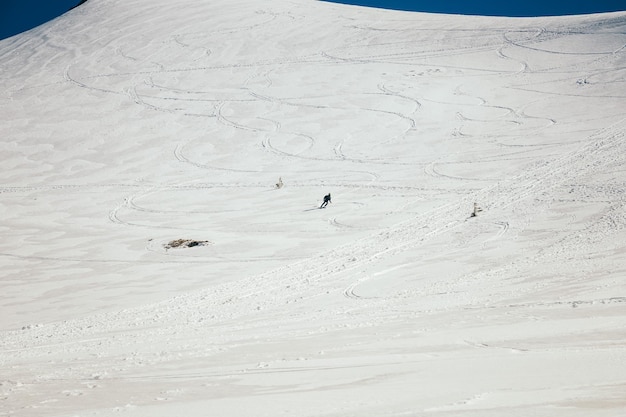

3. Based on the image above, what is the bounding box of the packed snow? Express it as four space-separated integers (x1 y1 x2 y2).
1 0 625 415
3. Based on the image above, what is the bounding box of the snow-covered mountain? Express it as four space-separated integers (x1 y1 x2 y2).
1 0 625 415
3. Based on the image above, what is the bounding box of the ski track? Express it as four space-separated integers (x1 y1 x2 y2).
2 5 626 415
4 116 624 356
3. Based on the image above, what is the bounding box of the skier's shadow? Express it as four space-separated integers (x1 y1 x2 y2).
303 207 321 212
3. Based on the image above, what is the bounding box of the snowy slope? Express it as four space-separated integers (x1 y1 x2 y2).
1 0 625 415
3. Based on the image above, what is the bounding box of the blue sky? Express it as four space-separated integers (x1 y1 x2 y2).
0 0 81 40
1 0 624 41
323 0 624 17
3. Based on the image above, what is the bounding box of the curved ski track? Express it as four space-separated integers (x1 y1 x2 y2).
4 117 624 360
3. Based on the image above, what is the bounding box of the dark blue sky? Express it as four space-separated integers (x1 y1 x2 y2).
323 0 624 17
1 1 624 41
0 0 82 40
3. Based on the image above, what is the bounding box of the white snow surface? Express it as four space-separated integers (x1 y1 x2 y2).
1 0 626 415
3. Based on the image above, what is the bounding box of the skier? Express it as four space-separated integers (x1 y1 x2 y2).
470 202 482 217
320 193 331 208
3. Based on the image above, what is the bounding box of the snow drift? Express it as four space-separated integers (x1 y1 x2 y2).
1 0 625 415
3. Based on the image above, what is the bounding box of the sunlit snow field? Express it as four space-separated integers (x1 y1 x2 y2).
1 0 625 415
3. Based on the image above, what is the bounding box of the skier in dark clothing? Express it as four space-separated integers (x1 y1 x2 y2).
320 193 331 208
